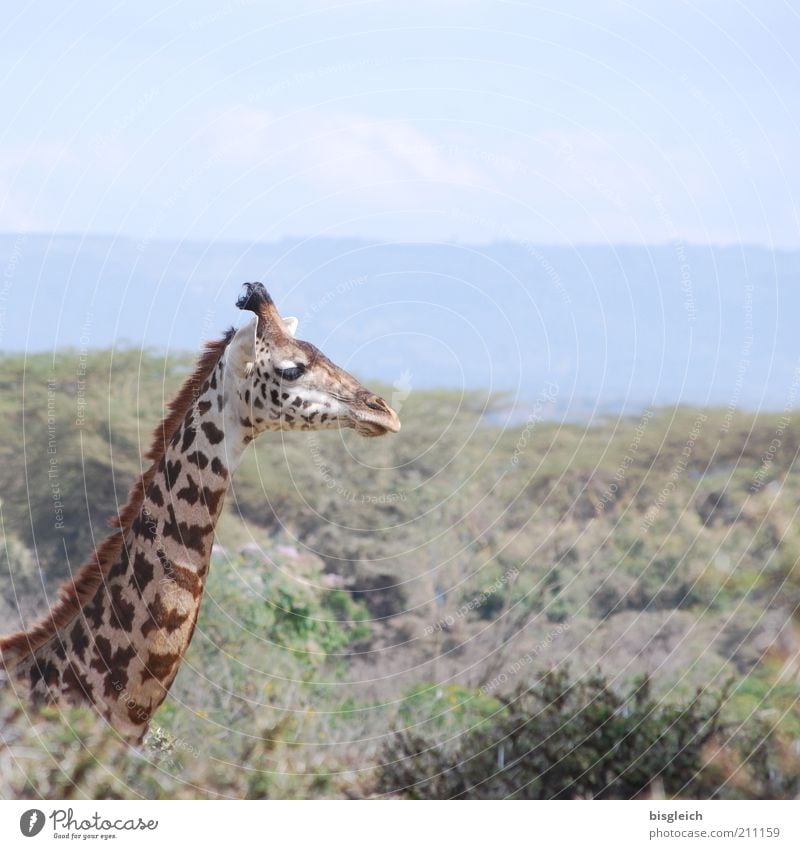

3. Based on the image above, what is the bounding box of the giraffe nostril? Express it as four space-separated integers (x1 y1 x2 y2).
365 395 390 413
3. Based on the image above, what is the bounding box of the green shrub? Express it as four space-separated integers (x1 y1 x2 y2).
378 670 732 799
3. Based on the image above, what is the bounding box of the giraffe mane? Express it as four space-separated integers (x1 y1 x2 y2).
0 329 236 666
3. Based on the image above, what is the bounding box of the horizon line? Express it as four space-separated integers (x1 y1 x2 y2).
1 231 798 254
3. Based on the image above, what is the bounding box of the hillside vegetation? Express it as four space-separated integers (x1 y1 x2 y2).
1 347 799 798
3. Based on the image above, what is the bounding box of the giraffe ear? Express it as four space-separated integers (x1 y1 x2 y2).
281 316 299 337
227 317 258 377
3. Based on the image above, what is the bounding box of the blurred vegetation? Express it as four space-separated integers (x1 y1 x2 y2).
379 672 733 799
1 348 799 798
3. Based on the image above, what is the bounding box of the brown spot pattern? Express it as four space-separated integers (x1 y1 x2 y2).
164 459 182 490
186 450 209 469
127 701 152 725
181 426 196 452
109 584 135 631
130 551 154 597
200 485 225 516
83 585 106 630
177 475 200 505
89 636 136 683
163 505 212 554
70 621 90 661
141 593 191 637
201 420 224 444
170 563 204 598
63 665 94 700
141 650 181 683
148 482 164 507
131 510 158 543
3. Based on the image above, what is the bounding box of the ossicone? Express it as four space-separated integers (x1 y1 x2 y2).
236 282 274 314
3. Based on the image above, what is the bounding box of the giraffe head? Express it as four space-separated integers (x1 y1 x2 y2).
224 282 401 438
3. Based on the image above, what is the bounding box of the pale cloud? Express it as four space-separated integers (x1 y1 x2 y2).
0 143 79 231
0 182 37 231
202 109 762 243
207 106 491 195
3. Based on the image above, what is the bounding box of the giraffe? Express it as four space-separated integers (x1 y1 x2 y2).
0 283 400 743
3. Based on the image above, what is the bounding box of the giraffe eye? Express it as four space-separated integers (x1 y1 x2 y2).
275 364 306 382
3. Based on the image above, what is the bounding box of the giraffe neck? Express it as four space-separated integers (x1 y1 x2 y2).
20 351 251 742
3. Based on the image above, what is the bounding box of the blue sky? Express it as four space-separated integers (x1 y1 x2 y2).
1 0 798 246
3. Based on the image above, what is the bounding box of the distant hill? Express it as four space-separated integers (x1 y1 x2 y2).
1 234 797 418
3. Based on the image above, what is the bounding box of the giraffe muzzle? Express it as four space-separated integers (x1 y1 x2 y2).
353 394 402 437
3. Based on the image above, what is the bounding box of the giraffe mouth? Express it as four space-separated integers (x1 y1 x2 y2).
353 404 402 437
356 419 397 437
